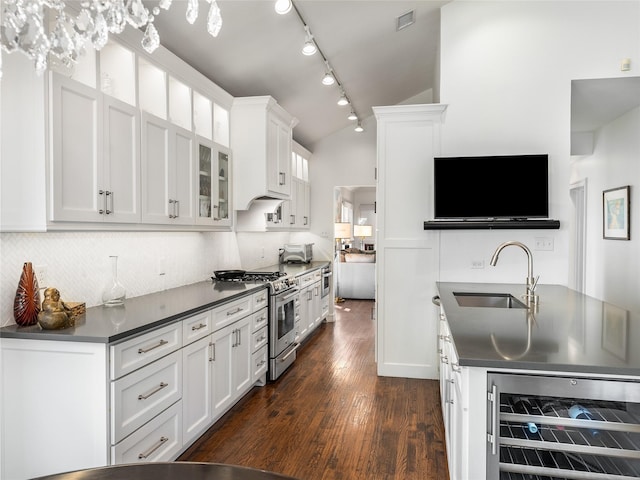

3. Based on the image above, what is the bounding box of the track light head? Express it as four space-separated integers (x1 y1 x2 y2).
274 0 292 15
322 71 335 86
355 122 364 133
348 111 358 121
302 26 317 55
337 93 349 106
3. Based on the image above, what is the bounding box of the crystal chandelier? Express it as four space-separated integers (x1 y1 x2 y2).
0 0 223 76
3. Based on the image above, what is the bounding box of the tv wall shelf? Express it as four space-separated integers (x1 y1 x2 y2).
423 219 560 230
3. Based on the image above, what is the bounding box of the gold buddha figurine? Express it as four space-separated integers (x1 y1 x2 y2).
37 288 73 330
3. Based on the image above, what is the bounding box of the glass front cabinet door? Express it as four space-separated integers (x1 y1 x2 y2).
197 139 231 227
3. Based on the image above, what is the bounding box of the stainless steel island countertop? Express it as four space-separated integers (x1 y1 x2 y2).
436 282 640 377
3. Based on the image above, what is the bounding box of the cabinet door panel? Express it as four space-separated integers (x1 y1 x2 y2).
182 336 213 444
211 324 233 420
172 127 195 224
233 318 252 396
141 113 170 224
104 96 140 223
51 75 102 222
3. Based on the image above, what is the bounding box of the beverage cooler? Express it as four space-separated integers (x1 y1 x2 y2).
487 373 640 479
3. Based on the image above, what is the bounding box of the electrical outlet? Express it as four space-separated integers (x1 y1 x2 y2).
34 264 48 287
471 259 485 269
534 237 554 251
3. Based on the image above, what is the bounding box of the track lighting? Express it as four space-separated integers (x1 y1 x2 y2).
274 0 292 15
322 71 335 86
302 26 317 56
282 2 362 134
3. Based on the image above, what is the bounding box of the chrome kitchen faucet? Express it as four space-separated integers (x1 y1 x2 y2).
490 241 539 305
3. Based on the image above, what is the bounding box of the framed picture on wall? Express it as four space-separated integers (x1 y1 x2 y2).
603 186 630 240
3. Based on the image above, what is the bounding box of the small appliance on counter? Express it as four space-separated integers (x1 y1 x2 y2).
279 244 313 264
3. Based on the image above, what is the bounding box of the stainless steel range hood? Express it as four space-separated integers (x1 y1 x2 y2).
235 197 284 231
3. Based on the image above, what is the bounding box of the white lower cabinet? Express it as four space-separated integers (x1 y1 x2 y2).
297 270 323 342
211 316 252 419
1 288 269 480
111 350 182 443
181 290 267 446
111 400 183 464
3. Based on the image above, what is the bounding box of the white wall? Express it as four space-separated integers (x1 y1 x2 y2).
438 0 640 288
570 106 640 311
303 116 378 261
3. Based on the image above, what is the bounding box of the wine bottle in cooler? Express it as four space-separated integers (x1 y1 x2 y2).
569 404 600 437
510 396 539 434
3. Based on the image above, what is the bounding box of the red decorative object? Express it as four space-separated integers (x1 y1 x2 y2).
13 262 41 326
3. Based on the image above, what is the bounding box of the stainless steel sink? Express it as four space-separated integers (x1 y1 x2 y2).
453 292 527 309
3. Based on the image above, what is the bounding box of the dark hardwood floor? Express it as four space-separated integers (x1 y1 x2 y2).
178 299 449 480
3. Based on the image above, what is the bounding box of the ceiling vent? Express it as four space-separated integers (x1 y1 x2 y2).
396 10 415 31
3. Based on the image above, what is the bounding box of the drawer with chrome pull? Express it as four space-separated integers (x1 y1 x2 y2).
111 350 182 444
252 345 268 383
252 288 268 311
110 322 182 380
251 326 268 353
111 400 182 464
211 295 252 331
251 308 268 333
181 310 212 346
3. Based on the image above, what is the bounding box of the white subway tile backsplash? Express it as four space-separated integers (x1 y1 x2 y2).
0 231 244 327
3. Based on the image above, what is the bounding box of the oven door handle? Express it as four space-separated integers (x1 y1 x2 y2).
280 289 300 302
281 343 300 361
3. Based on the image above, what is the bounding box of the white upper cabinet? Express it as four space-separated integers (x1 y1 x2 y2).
231 96 298 210
140 113 195 225
50 74 141 224
195 139 231 227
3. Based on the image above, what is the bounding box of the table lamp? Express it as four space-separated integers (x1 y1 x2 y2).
353 225 373 249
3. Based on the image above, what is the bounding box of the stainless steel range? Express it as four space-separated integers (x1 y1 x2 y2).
213 270 300 381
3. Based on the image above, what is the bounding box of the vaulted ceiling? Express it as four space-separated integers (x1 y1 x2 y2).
150 0 448 150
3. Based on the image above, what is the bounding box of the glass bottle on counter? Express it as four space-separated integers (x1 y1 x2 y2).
102 255 126 307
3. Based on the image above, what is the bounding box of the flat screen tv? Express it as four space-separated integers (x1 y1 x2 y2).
433 154 549 220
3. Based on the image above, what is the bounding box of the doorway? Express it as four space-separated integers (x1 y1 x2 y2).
570 180 587 293
333 186 376 301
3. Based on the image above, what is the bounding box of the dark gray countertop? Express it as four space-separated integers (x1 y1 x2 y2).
1 280 267 344
0 261 329 345
436 282 640 377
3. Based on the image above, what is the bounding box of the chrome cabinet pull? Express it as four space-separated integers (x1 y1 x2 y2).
105 190 112 214
304 216 308 225
168 199 176 218
138 382 168 400
279 171 286 185
432 295 441 306
487 384 499 456
138 339 168 354
440 355 449 364
226 307 243 316
290 215 295 224
138 436 168 459
191 323 207 331
175 199 179 218
98 189 106 214
209 342 215 361
451 362 461 372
